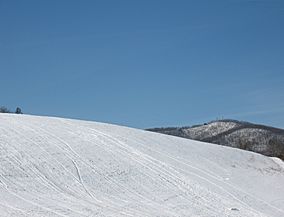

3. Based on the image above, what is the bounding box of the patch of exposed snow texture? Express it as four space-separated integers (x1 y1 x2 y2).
182 121 239 140
271 157 284 170
0 114 283 217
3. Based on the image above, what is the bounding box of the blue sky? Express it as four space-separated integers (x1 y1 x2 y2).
0 0 284 129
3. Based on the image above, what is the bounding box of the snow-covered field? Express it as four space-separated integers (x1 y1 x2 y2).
0 114 283 217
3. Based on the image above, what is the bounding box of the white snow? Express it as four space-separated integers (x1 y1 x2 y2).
0 114 283 217
182 121 239 139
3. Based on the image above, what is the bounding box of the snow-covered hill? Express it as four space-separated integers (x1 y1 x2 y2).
147 120 284 160
0 114 284 217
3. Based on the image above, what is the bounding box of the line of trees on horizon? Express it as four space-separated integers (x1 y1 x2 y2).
0 106 23 114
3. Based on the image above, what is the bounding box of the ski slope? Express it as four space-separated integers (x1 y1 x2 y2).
0 114 283 217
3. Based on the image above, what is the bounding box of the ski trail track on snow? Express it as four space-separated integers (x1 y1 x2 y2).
0 114 283 217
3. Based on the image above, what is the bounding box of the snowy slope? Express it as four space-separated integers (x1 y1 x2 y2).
147 120 284 160
182 121 239 139
0 114 284 217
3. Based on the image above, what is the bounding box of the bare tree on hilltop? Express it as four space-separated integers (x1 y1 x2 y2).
0 106 11 113
0 106 23 114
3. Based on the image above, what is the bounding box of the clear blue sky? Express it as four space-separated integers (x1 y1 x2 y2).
1 0 284 129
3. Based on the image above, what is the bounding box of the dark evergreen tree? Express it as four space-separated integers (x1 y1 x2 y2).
15 107 23 114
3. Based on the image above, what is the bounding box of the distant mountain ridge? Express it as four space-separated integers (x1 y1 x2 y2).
147 119 284 160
